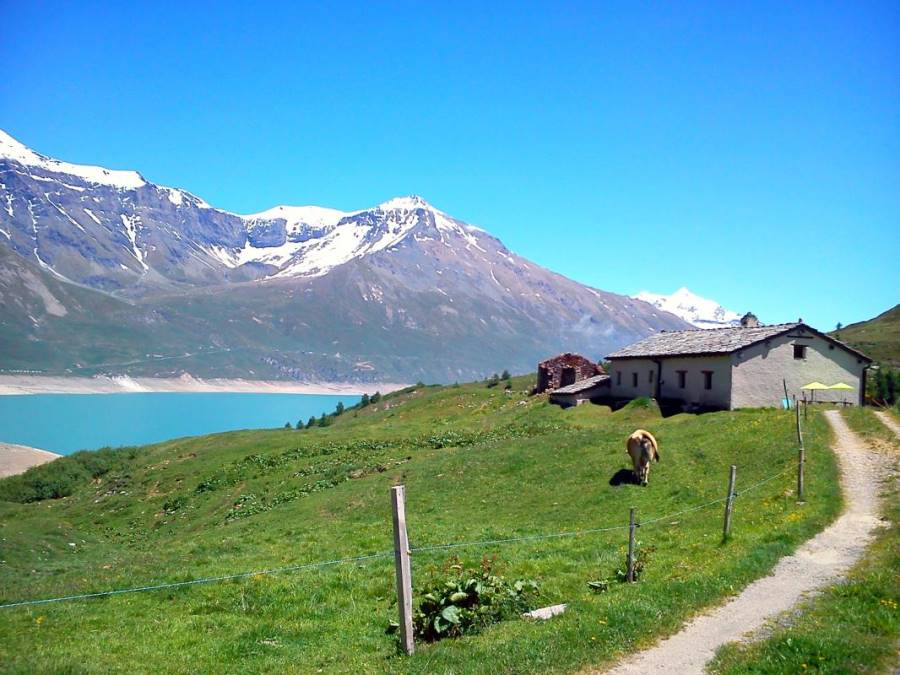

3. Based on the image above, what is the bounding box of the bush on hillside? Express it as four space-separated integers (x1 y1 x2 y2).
0 447 134 503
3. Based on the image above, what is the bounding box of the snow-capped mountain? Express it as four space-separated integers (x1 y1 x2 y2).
0 130 495 289
0 130 691 382
633 288 742 329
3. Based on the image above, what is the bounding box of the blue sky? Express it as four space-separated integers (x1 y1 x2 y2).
2 1 897 329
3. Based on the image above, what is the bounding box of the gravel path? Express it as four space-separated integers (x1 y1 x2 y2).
875 410 900 437
598 410 888 675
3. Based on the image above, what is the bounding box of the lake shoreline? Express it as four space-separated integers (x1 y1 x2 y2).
0 375 409 396
0 443 61 478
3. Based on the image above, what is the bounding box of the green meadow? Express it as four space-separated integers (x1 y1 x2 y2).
0 378 841 673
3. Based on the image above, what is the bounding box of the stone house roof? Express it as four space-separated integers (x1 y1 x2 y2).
551 374 610 395
607 323 872 362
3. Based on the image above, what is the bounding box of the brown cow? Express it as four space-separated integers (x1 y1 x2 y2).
626 429 660 486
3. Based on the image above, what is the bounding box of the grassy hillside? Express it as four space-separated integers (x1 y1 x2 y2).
0 379 841 673
833 304 900 367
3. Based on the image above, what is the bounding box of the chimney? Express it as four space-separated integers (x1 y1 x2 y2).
740 312 759 328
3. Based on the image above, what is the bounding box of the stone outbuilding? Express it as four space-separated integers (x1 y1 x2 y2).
606 322 872 410
536 353 605 394
548 374 611 407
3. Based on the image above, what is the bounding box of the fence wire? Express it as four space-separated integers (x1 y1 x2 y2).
0 460 796 610
0 551 393 610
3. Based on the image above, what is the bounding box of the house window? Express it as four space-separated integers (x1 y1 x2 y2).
616 371 621 386
648 370 654 384
677 370 686 389
632 372 638 387
793 345 807 360
703 371 713 390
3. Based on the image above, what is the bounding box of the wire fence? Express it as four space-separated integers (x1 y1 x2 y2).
0 456 799 611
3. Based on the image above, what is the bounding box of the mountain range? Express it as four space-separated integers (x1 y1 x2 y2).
0 130 691 383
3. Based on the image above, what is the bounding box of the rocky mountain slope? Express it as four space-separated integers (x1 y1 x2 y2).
0 130 691 382
633 287 742 329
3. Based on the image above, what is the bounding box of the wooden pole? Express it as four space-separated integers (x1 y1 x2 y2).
797 438 806 503
626 507 636 583
723 465 737 540
794 395 801 445
391 485 415 655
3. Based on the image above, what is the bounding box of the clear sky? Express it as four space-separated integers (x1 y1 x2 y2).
2 1 897 329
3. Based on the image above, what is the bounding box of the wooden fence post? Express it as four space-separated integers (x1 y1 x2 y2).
797 439 806 503
391 485 415 655
794 395 801 445
626 507 636 583
723 465 737 539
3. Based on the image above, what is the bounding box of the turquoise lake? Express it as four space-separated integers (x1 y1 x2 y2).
0 393 360 455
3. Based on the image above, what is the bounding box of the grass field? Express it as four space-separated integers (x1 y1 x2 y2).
710 407 898 674
0 378 841 673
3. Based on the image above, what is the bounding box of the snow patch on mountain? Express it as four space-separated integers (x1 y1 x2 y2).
0 129 146 190
242 204 351 230
634 287 741 329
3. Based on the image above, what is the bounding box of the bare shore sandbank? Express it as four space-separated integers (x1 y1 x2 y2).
0 443 61 478
0 375 408 396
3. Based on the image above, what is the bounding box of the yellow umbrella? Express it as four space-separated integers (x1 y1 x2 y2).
828 382 855 405
801 381 829 403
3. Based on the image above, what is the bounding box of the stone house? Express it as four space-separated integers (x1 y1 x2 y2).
606 322 871 409
536 353 604 394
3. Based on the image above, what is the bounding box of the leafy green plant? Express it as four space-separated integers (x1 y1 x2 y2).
409 556 539 642
615 544 655 582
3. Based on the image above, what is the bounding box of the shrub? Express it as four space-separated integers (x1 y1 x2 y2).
409 557 539 642
0 447 133 503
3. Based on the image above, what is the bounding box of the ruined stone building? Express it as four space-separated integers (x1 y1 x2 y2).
536 353 604 393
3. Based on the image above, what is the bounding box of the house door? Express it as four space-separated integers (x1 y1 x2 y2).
561 367 576 387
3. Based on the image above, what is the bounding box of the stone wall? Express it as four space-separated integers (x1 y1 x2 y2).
536 353 603 393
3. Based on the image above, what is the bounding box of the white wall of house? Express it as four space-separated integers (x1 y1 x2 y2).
659 355 732 408
608 358 657 399
607 356 732 408
730 329 867 408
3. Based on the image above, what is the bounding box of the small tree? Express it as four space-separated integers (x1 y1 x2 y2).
360 393 370 407
501 369 511 380
284 422 292 429
335 401 345 416
305 416 316 429
296 419 304 430
371 391 382 404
